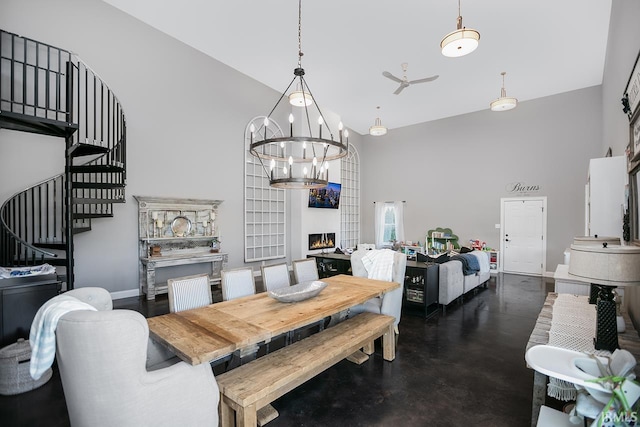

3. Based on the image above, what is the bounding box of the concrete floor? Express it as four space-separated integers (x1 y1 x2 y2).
0 273 554 426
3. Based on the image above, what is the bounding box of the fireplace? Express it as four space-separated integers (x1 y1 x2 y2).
309 233 335 250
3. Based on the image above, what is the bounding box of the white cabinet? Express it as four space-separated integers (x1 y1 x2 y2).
586 156 626 238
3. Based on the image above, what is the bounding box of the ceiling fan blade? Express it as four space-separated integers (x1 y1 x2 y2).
383 71 403 84
408 75 440 85
393 84 408 95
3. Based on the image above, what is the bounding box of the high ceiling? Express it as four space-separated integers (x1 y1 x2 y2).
101 0 612 135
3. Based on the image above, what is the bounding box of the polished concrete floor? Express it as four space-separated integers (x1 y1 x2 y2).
0 273 554 426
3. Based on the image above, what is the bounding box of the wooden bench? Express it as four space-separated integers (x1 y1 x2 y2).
216 311 396 427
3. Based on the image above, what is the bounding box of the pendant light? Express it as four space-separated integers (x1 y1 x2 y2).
440 0 480 58
369 107 387 136
248 0 348 189
490 72 518 111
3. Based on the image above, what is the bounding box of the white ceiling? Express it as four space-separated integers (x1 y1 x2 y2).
101 0 612 135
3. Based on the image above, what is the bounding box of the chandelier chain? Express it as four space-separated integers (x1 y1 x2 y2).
297 0 303 68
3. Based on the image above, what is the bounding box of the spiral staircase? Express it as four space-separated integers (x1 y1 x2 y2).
0 30 127 290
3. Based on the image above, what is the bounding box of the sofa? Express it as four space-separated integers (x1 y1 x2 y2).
437 250 491 310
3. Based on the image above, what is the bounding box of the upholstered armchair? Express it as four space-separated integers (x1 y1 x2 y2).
56 290 219 426
349 249 407 332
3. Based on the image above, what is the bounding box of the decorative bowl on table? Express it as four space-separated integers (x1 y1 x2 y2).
268 280 328 303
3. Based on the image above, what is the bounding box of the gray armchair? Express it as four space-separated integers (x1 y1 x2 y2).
56 289 219 426
349 249 406 332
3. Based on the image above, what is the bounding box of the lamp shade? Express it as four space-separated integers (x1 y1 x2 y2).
440 28 480 57
572 236 621 246
490 96 517 111
369 117 387 136
288 90 313 107
568 244 640 287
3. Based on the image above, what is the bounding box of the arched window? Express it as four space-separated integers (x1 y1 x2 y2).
244 117 286 262
340 145 360 249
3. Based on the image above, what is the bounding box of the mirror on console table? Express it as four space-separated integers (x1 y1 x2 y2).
134 196 228 300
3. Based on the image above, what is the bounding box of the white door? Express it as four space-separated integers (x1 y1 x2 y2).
501 198 547 275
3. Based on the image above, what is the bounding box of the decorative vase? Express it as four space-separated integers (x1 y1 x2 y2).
211 237 221 253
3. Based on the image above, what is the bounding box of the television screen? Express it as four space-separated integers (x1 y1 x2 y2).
308 182 341 209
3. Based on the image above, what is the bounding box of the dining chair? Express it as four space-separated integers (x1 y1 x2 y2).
56 306 219 426
349 249 406 333
167 274 212 312
292 258 320 283
221 267 256 301
260 263 291 292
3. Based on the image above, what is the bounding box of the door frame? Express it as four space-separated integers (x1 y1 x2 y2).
499 196 548 276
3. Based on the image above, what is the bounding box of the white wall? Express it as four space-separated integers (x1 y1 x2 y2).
359 86 603 272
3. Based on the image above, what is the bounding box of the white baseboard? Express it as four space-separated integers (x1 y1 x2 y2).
110 288 140 300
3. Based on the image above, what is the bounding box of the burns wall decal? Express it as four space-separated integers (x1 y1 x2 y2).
505 182 541 194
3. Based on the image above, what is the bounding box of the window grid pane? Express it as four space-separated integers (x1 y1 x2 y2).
244 118 286 262
340 145 360 248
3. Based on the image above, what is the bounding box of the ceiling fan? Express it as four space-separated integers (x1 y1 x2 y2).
382 62 439 95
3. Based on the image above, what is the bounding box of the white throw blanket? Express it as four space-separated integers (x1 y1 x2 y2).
362 249 395 282
29 295 97 380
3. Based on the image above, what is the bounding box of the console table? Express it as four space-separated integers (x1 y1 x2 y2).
526 292 640 426
135 196 227 300
307 253 352 278
139 252 228 300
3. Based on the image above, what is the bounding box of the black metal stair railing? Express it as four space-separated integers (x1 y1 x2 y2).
0 29 126 288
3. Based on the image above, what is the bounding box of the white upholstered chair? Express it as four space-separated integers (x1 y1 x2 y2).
221 267 256 301
65 287 113 311
349 249 407 333
53 288 219 427
292 258 320 283
260 263 291 292
167 273 212 312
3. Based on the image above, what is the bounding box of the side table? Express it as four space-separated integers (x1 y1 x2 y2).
526 292 640 427
403 261 439 319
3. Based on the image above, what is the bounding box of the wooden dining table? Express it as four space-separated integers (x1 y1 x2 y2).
147 274 399 365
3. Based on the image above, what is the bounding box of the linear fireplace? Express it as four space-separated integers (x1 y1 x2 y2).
309 233 335 250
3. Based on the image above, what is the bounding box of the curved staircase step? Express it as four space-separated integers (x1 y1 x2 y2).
72 182 125 189
67 142 109 157
0 111 78 138
70 164 125 173
73 212 113 219
73 197 125 204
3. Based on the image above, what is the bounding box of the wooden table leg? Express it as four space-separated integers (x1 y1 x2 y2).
362 341 375 355
531 370 546 427
237 403 258 427
382 323 395 361
220 396 235 427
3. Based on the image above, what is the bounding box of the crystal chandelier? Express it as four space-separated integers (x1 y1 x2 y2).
248 0 348 189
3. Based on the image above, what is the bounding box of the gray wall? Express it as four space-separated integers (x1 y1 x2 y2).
0 0 286 293
359 87 603 272
602 0 640 156
602 0 640 327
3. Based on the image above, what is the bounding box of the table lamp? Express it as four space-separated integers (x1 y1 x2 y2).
572 236 622 303
568 243 640 351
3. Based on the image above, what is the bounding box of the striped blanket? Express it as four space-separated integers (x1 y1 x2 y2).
29 295 97 380
361 249 395 281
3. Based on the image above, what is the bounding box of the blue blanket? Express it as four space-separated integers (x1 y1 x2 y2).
451 253 480 275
